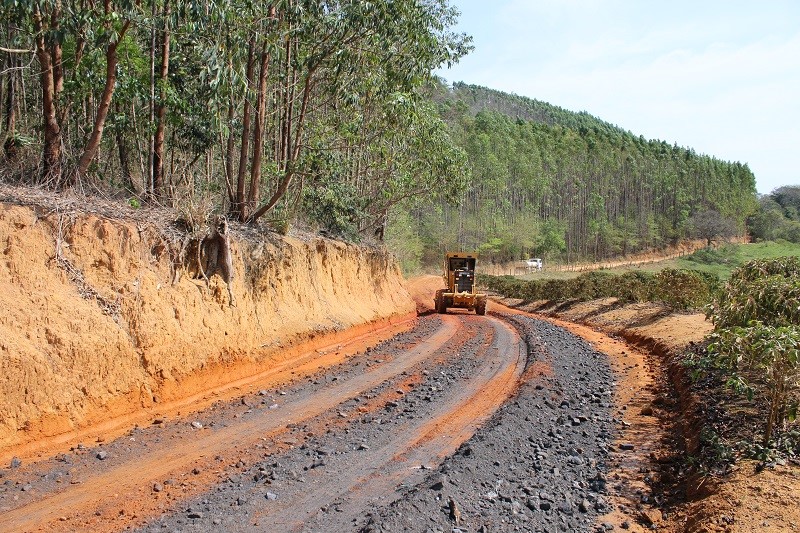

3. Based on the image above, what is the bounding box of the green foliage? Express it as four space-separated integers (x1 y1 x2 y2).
3 0 472 228
538 219 567 257
698 427 735 466
4 132 34 148
302 175 364 241
748 187 800 244
613 271 658 302
479 267 717 310
772 186 800 220
653 269 717 310
703 257 800 447
384 206 425 275
402 82 758 266
708 257 800 329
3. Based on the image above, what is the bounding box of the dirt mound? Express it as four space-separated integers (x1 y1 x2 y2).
404 274 442 312
0 203 414 458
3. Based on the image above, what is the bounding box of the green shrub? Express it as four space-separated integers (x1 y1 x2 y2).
569 271 614 300
302 177 364 240
709 256 800 329
610 271 656 303
653 269 716 310
705 257 800 446
481 268 717 310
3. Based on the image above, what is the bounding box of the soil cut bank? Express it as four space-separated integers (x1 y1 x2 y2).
0 200 415 459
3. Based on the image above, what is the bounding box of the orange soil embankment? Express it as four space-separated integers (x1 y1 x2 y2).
0 203 415 459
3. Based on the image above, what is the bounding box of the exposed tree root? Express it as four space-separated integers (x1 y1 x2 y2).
174 215 236 306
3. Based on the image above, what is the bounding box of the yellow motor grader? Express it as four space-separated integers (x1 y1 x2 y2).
433 252 488 315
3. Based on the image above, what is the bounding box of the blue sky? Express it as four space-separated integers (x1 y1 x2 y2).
436 0 800 194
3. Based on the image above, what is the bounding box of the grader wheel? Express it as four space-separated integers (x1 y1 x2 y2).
434 289 448 314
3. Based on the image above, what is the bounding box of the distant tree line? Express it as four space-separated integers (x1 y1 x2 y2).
0 0 471 238
387 83 758 269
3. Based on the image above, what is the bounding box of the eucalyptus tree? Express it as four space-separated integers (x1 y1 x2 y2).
3 0 472 229
193 0 470 223
4 0 136 187
1 18 26 161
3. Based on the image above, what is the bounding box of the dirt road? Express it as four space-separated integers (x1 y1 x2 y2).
0 276 680 533
1 310 529 532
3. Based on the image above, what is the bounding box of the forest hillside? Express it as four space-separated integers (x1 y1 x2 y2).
385 83 758 270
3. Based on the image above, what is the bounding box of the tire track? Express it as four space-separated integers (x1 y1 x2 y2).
3 317 462 532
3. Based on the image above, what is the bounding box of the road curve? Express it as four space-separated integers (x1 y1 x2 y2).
1 313 526 533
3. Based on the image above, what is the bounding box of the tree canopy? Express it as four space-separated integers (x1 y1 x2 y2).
748 186 800 244
387 82 758 266
2 6 762 263
1 0 471 234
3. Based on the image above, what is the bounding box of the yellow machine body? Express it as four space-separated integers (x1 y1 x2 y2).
433 252 487 315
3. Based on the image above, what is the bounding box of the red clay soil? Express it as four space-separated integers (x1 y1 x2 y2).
0 311 418 467
0 201 416 460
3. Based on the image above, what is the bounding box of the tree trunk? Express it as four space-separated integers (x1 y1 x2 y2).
3 49 18 160
224 99 236 206
32 4 63 185
246 40 271 210
152 0 171 199
279 35 293 165
114 101 134 192
233 39 255 221
3 50 16 136
75 10 130 181
247 68 314 224
146 0 157 199
2 49 19 162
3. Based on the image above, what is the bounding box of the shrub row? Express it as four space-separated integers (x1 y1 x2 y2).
478 268 720 310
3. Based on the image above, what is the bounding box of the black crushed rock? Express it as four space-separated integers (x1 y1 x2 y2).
358 314 617 532
134 315 491 532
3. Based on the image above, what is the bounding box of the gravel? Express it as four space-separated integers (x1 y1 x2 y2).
358 314 617 532
2 313 619 533
133 314 617 532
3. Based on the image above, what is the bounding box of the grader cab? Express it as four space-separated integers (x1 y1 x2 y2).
433 252 488 315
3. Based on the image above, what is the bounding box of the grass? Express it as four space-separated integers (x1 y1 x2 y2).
521 241 800 281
